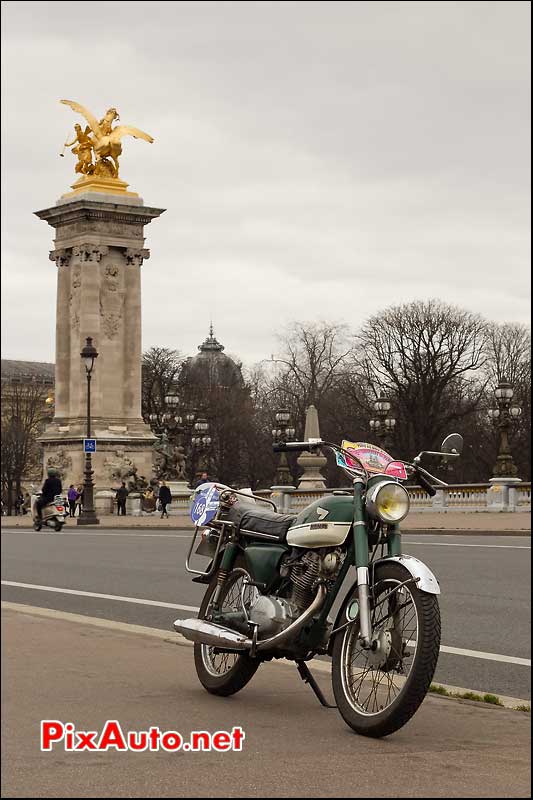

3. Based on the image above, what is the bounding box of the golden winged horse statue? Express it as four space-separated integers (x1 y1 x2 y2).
60 100 154 179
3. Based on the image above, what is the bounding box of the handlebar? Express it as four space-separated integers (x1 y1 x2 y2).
272 441 318 453
415 470 437 497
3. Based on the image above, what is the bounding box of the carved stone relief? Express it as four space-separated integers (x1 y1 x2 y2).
72 244 109 263
49 248 71 268
99 261 124 339
46 449 73 479
125 247 150 267
69 263 82 333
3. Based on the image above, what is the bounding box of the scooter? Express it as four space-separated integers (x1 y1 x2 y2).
31 494 67 532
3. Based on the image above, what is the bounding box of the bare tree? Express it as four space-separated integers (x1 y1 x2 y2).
141 347 183 424
355 300 488 457
1 381 50 513
269 321 353 433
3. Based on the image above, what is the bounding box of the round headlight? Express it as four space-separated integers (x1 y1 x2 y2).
366 480 410 524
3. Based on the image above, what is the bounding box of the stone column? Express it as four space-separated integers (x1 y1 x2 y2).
35 192 165 490
49 248 71 420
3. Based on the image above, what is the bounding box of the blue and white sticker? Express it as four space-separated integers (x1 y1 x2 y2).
190 483 220 526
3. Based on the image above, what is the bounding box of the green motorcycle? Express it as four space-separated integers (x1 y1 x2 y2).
174 433 463 738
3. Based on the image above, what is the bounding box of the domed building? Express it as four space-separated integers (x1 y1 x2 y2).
179 325 244 393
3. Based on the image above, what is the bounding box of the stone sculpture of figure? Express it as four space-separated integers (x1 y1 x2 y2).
60 99 154 179
64 124 94 175
175 445 187 481
153 434 186 481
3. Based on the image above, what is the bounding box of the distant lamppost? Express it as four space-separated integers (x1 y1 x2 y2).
370 395 396 453
78 337 99 526
488 379 522 479
272 408 296 485
191 417 212 479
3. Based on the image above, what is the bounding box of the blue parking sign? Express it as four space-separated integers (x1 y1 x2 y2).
83 438 97 453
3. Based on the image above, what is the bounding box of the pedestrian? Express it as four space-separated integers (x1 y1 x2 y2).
67 484 79 517
158 480 172 518
14 493 24 516
192 471 210 489
75 485 84 516
142 486 156 513
115 482 129 515
22 492 31 515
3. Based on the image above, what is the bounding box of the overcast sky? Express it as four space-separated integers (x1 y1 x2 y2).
1 1 530 367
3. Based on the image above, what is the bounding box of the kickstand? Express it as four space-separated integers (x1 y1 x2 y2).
296 660 337 708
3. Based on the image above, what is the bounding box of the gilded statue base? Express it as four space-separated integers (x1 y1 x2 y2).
61 174 140 199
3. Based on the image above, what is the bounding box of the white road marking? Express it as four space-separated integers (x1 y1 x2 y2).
404 540 530 550
2 602 530 710
1 580 530 667
0 581 199 612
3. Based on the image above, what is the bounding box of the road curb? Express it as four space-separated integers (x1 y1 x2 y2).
3 601 530 711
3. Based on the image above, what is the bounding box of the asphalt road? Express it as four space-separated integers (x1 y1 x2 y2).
1 528 531 700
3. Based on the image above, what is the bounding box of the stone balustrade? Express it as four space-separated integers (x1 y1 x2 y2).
107 480 530 516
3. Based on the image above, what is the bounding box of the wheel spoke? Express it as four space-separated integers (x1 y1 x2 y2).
341 577 420 717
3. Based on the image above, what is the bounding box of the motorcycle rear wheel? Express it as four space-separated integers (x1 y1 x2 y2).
194 557 260 696
332 561 440 738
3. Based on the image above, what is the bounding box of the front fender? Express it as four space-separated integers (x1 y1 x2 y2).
374 554 440 595
327 554 440 655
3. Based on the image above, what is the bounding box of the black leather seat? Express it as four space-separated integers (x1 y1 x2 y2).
238 508 296 542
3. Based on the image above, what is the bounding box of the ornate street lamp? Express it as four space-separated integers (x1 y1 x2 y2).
191 417 212 479
78 337 99 525
488 379 522 479
272 408 296 485
370 395 396 454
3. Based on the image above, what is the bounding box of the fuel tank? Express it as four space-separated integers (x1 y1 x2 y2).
286 495 353 548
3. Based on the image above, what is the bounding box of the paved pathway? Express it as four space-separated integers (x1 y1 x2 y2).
2 606 531 798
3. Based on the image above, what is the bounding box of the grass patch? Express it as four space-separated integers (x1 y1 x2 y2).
429 684 450 696
483 693 504 706
453 691 484 702
430 685 507 706
514 704 531 713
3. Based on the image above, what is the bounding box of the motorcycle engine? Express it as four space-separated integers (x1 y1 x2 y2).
284 548 345 612
244 548 345 638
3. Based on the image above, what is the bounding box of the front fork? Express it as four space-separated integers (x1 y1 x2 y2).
352 481 401 650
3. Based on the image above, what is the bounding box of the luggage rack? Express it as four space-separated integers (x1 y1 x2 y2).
185 487 278 578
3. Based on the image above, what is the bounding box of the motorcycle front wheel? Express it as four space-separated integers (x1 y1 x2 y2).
332 560 441 738
194 557 260 696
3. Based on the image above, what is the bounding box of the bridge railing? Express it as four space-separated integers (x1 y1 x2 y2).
119 480 530 516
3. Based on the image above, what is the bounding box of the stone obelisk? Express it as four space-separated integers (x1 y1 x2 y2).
35 101 164 494
297 405 327 489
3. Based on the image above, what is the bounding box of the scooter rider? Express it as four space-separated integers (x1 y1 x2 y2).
35 468 63 521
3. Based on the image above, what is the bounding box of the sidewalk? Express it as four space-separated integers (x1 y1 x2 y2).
1 510 530 532
2 605 530 798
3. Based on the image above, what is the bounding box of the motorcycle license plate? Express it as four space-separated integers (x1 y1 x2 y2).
195 529 219 558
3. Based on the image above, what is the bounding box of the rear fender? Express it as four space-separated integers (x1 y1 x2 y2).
327 554 440 654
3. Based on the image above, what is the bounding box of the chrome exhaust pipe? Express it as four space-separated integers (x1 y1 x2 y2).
173 584 326 653
173 618 250 649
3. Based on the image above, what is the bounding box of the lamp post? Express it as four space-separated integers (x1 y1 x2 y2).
78 337 99 525
370 395 396 454
488 379 522 479
191 417 212 480
272 408 296 485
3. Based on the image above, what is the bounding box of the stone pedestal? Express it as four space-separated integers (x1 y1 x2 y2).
35 191 165 491
488 477 522 512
